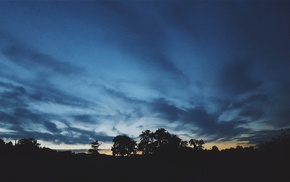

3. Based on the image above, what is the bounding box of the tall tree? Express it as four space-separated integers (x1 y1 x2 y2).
154 128 171 148
112 135 136 156
138 128 188 155
138 130 155 155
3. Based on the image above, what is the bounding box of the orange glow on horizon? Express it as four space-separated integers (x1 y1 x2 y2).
99 149 112 155
204 141 255 150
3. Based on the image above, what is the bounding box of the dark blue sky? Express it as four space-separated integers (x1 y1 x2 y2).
0 1 290 150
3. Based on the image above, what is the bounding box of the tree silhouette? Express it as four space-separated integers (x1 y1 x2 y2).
138 128 189 155
0 139 5 147
0 139 6 154
163 134 184 155
180 140 188 148
138 130 155 155
111 135 136 156
88 140 101 155
16 138 40 149
154 128 171 148
236 145 244 150
15 138 41 155
258 128 290 153
211 145 219 152
189 139 204 151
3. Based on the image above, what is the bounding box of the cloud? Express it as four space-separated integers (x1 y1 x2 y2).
0 108 114 145
68 126 114 143
29 85 93 108
0 81 28 109
225 94 268 121
239 129 283 145
183 107 249 140
0 129 113 145
0 111 19 125
229 94 269 109
146 97 250 142
219 61 262 95
0 78 93 111
103 86 145 105
238 109 264 121
73 114 96 124
0 79 105 144
90 1 189 84
2 46 81 76
43 121 59 133
150 98 185 121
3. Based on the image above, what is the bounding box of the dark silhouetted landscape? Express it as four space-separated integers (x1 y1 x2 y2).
1 128 289 182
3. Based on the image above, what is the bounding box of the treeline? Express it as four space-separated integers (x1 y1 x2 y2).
1 128 290 157
1 128 289 182
109 128 206 156
0 138 58 156
91 128 290 156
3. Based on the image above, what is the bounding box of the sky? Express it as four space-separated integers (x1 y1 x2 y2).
0 1 290 153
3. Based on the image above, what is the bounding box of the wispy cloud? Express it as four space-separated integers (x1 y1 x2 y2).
218 61 262 95
2 46 81 76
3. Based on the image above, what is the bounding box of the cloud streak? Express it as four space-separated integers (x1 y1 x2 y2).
2 45 81 76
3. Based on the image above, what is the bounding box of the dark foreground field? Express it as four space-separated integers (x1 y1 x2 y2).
1 151 289 182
